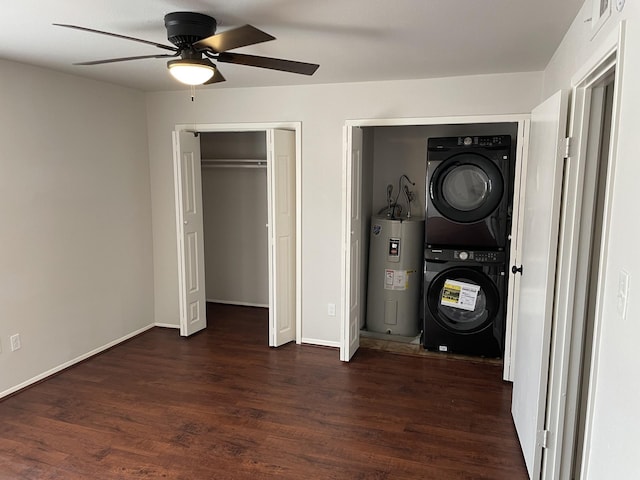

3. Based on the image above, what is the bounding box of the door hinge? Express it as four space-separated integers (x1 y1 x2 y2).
563 136 572 159
537 429 550 449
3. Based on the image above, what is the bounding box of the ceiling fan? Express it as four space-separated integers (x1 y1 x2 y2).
54 11 320 86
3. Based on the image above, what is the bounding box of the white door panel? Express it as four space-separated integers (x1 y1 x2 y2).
174 130 207 336
341 126 363 361
512 90 569 479
268 129 296 347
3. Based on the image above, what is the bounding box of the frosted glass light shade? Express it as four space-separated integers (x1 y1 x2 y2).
168 60 215 85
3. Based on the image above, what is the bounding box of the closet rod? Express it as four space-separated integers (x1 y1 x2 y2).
202 163 266 169
201 159 266 169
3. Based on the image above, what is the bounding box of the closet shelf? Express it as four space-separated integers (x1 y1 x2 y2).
201 158 266 169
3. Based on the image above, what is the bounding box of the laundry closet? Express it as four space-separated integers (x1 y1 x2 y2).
200 131 269 308
357 122 519 361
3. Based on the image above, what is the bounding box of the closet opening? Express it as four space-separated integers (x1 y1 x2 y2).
343 118 527 378
173 124 300 346
201 131 269 309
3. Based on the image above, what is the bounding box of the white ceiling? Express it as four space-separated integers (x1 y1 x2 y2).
3 0 584 92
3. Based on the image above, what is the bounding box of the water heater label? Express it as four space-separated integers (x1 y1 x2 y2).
372 224 382 236
385 269 408 290
441 279 480 311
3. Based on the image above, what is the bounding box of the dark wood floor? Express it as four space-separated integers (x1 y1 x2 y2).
0 303 527 479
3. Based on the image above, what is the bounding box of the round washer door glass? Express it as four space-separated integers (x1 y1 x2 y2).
426 267 499 334
430 153 504 223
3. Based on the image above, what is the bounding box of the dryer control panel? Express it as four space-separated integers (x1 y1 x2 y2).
428 135 511 151
457 135 509 147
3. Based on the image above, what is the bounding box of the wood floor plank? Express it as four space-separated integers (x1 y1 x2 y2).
0 303 527 479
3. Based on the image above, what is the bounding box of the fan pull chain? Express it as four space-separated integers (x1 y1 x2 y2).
189 86 197 134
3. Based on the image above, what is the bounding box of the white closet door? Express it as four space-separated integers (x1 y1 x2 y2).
173 130 207 336
511 90 569 479
267 129 296 347
341 126 363 361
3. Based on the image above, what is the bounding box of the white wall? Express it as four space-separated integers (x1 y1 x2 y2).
146 71 543 345
371 126 428 218
542 2 640 478
0 59 154 396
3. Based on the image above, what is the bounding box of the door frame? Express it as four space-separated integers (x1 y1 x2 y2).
541 23 624 480
173 121 302 345
341 114 529 372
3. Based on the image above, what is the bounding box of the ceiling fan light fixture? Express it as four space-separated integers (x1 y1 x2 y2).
56 14 319 87
167 59 215 85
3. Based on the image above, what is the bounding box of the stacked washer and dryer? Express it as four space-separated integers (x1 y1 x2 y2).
423 135 513 357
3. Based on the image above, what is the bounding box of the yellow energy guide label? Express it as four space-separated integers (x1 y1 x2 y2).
441 279 480 311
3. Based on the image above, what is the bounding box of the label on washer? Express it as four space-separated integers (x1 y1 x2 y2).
441 279 480 311
384 269 409 290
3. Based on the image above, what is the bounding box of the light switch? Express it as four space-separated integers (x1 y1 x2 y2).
617 270 630 319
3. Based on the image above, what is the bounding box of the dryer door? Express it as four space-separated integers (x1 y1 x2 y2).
429 153 504 224
425 266 500 334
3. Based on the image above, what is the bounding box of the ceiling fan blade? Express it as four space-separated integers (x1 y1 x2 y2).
74 53 178 66
53 23 178 52
217 52 319 76
194 25 275 53
203 68 226 85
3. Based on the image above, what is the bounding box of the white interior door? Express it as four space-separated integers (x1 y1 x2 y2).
341 126 363 361
173 130 207 336
511 90 569 479
267 129 296 347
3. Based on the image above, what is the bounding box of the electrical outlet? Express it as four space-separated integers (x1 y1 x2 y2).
10 334 21 352
328 303 336 317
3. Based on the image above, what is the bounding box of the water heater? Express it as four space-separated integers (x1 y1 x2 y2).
366 215 425 336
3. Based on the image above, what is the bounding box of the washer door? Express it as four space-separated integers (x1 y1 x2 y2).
426 266 499 334
429 153 504 223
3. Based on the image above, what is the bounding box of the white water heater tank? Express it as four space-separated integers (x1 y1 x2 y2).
366 215 425 336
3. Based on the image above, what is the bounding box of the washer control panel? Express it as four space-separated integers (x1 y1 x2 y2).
425 248 505 264
470 251 502 262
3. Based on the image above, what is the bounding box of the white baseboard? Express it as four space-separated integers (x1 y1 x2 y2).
0 323 155 399
154 323 179 329
207 299 269 308
301 338 340 349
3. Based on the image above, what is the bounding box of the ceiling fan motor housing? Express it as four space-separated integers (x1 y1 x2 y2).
164 12 216 48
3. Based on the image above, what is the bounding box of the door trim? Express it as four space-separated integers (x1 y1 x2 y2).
542 22 625 480
173 122 302 344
